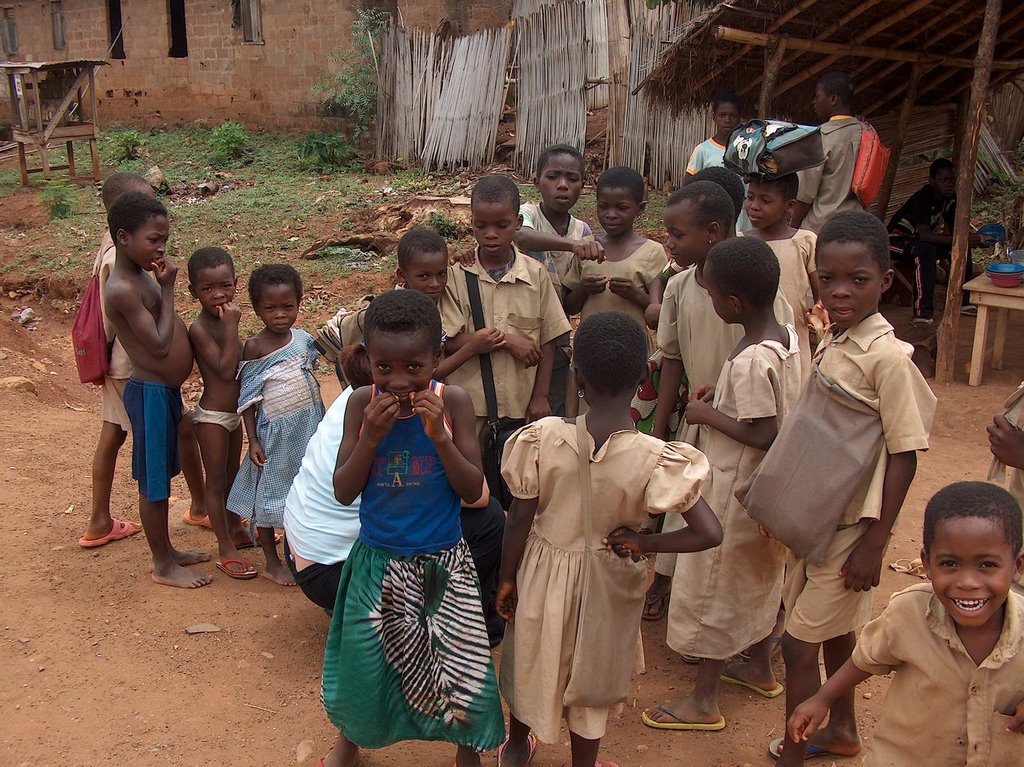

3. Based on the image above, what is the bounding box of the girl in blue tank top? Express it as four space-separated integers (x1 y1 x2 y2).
321 290 504 767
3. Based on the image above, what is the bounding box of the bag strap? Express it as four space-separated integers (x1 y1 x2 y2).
465 270 499 427
576 415 594 548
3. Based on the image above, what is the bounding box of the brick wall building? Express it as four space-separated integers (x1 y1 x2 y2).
0 0 512 129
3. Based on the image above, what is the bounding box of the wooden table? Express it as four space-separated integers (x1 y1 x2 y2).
965 274 1024 386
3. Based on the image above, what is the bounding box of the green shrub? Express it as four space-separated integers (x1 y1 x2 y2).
208 120 253 168
427 211 464 240
314 9 390 138
297 133 358 173
106 129 144 164
40 180 74 220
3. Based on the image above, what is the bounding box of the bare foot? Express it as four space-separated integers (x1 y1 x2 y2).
323 733 359 767
261 561 295 586
455 746 481 767
803 724 861 757
151 562 212 589
644 694 722 726
171 549 212 566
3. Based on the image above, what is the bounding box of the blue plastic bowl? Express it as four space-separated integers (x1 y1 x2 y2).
986 263 1024 275
979 223 1007 244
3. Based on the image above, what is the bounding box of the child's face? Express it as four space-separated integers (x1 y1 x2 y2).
117 214 170 270
597 186 645 237
815 241 892 329
189 264 237 313
536 154 584 214
663 200 721 269
924 516 1024 633
471 201 521 261
713 102 740 137
744 182 792 230
253 282 299 335
398 250 448 304
367 330 440 397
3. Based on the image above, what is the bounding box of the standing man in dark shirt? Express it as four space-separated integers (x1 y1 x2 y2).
888 158 981 326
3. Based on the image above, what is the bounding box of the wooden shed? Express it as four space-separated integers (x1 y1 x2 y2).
639 0 1024 383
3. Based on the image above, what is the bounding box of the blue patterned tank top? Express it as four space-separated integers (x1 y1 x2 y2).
358 380 463 556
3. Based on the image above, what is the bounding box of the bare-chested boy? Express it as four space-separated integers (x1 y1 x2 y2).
104 192 211 588
187 247 254 579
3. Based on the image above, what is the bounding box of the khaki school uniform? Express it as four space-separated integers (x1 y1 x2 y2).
796 116 863 233
94 230 134 431
562 238 666 353
784 312 937 643
851 584 1024 767
339 306 367 348
740 229 817 379
441 253 572 426
653 265 795 578
519 201 592 296
499 418 709 743
669 328 801 659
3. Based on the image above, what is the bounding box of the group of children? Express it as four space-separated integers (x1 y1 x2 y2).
77 124 1024 766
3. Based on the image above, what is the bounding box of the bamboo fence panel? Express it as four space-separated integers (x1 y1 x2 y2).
515 2 588 176
421 26 512 171
990 78 1024 152
374 23 448 162
620 0 709 189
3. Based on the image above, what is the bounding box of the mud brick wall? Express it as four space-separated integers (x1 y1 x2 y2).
0 0 512 130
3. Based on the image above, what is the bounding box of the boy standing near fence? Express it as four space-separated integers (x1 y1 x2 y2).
442 175 571 434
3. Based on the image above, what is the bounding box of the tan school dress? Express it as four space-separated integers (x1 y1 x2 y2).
499 417 709 743
668 330 802 659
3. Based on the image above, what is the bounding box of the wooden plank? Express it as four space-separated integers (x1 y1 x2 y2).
41 68 90 142
605 0 629 166
936 0 1003 384
993 308 1008 370
758 36 787 117
968 304 990 386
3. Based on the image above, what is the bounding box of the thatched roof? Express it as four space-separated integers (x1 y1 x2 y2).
640 0 1024 121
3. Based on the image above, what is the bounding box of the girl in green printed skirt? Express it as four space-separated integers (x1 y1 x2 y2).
323 290 504 767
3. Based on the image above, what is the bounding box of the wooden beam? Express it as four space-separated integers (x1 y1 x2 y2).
738 0 884 99
759 36 787 116
873 63 921 220
773 0 941 97
690 0 820 94
936 0 1003 385
714 26 1024 71
42 68 90 143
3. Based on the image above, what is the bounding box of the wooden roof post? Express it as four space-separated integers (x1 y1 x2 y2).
605 0 630 167
758 35 787 117
874 62 921 220
936 0 1003 384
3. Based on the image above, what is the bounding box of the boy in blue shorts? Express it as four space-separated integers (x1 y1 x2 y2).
104 192 211 589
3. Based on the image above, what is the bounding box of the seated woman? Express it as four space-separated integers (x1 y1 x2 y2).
282 344 506 644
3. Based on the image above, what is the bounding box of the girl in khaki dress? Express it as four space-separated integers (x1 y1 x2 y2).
643 238 802 733
496 312 723 767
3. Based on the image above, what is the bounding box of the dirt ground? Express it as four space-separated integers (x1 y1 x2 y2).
1 280 1022 767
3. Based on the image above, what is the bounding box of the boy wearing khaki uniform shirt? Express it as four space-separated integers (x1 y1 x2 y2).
793 72 864 234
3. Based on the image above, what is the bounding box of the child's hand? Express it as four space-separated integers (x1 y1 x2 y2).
248 440 267 468
1005 698 1024 733
988 414 1024 469
526 394 551 424
468 328 506 355
504 335 542 367
495 580 517 623
840 539 885 592
581 274 609 295
573 240 605 263
152 257 177 287
608 277 648 306
604 526 645 558
413 388 448 442
807 302 830 337
684 390 714 426
362 392 401 444
788 696 829 744
216 301 242 325
691 385 714 402
758 524 775 539
451 247 476 267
